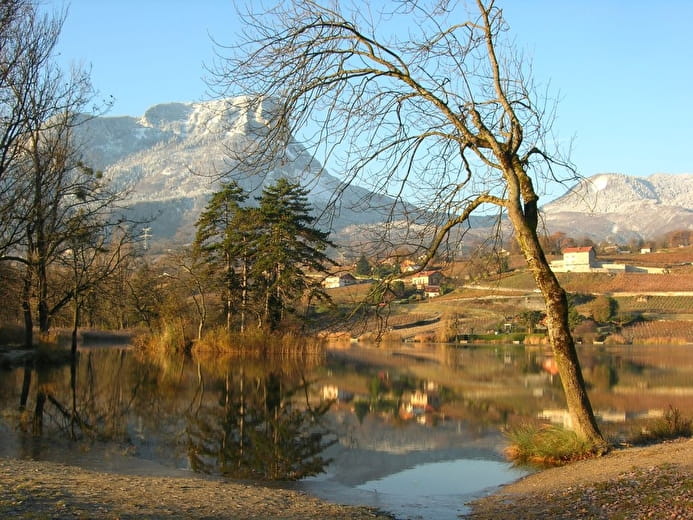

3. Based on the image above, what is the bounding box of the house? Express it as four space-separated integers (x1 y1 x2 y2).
323 273 357 289
550 246 597 273
424 285 441 298
401 260 421 272
561 246 596 272
410 270 443 289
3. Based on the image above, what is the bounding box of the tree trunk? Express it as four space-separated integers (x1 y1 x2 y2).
19 362 32 411
240 260 248 333
21 269 33 349
508 201 606 449
71 293 79 356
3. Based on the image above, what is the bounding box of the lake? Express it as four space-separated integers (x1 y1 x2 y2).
1 341 691 519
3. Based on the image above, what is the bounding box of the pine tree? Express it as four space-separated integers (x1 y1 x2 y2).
194 181 256 331
354 254 371 276
253 178 335 331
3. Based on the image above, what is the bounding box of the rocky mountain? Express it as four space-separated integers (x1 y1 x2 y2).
76 98 404 244
541 173 692 242
75 99 692 248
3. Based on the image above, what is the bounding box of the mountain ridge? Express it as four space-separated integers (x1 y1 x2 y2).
542 172 692 242
75 99 692 246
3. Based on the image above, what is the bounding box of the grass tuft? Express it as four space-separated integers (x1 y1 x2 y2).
504 423 603 466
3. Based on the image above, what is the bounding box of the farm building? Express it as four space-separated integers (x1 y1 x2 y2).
550 246 667 274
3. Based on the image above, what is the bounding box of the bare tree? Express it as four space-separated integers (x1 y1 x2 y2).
0 1 126 347
210 0 605 447
0 0 66 256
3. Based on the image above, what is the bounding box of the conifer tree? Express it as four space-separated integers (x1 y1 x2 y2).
194 181 256 331
253 178 335 331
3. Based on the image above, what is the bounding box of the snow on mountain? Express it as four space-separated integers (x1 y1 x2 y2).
541 173 692 241
75 99 691 246
75 98 397 243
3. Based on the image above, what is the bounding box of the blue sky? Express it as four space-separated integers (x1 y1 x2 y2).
52 1 692 191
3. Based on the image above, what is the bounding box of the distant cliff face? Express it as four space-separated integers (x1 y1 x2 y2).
541 173 692 242
75 98 400 243
74 100 691 245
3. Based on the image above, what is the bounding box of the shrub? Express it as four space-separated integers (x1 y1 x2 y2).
629 406 692 445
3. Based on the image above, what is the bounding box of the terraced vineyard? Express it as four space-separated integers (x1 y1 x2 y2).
622 320 693 344
617 295 693 315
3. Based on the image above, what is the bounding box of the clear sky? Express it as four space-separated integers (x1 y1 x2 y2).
51 0 692 187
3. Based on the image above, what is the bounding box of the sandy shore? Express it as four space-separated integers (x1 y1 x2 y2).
1 439 691 519
465 437 692 519
0 457 393 519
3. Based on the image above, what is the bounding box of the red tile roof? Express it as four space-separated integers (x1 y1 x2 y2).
562 246 594 253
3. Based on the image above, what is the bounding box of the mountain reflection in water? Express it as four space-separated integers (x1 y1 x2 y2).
1 342 691 519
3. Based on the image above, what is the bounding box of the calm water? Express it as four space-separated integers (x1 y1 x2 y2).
1 342 692 519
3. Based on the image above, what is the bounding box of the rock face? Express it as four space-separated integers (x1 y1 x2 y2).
75 99 691 245
76 98 400 243
541 173 692 242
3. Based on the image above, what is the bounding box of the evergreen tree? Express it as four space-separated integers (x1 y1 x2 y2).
354 254 371 276
194 181 256 331
253 178 335 331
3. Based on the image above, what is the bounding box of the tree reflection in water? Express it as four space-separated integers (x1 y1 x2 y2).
186 367 335 480
3 346 335 481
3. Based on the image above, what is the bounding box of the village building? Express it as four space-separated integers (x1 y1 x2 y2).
550 246 667 274
322 273 358 289
423 285 441 298
409 270 443 289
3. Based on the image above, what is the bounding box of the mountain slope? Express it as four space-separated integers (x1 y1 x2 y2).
76 98 403 243
541 173 692 242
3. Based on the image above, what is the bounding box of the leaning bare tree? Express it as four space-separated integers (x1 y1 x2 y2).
209 0 605 447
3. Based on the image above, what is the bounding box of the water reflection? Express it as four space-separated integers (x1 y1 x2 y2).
185 368 334 480
1 342 692 517
1 348 334 480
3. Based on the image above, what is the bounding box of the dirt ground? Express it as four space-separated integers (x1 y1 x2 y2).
465 437 692 519
0 457 392 519
1 439 691 519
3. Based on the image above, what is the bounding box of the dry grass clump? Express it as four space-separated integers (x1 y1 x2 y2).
504 423 604 466
136 318 191 353
191 327 325 357
629 406 692 445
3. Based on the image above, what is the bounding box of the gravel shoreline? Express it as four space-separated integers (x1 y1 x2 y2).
1 439 690 519
0 457 393 519
464 438 692 520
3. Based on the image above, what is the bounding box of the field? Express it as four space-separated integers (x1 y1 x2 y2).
622 320 693 344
